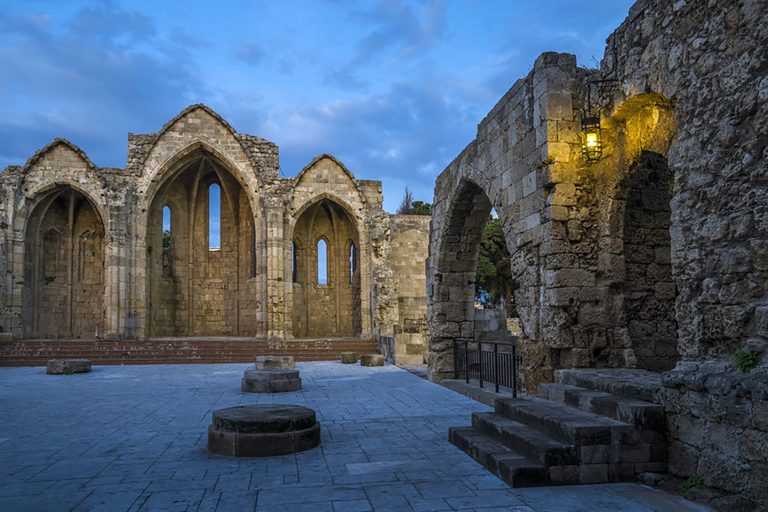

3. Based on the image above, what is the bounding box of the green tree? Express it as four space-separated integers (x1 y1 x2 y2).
476 216 516 316
163 230 172 249
396 187 432 215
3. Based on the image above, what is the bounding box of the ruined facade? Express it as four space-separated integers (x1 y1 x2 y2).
0 105 429 362
427 0 767 505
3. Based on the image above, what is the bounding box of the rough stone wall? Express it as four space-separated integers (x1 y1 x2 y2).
603 0 768 503
385 215 431 364
0 105 428 347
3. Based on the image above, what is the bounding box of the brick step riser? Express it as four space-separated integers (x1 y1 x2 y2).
471 413 579 467
0 355 370 367
0 340 378 367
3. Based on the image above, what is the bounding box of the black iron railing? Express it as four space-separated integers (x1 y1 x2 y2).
453 339 523 396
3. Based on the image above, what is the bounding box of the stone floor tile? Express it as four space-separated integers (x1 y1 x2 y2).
72 490 144 511
332 498 375 512
214 490 257 511
445 489 528 509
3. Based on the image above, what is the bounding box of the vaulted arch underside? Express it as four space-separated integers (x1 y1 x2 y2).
147 152 264 337
291 199 361 338
23 186 105 338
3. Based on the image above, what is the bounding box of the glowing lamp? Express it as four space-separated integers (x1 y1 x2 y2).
581 114 602 163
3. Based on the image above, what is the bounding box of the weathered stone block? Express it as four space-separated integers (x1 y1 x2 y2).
340 352 358 364
46 359 92 375
360 354 384 366
241 369 301 393
254 356 294 370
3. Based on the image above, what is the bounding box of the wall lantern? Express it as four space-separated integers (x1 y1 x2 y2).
581 77 617 163
581 113 602 162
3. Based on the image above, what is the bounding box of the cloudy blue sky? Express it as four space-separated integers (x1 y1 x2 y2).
0 0 635 212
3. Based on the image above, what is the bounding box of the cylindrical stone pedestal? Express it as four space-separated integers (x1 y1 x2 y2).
242 369 301 393
207 404 321 457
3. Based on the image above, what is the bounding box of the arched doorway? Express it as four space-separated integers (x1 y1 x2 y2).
146 150 262 336
23 186 105 338
291 198 361 338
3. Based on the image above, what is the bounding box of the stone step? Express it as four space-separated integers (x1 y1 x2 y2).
494 397 640 446
538 383 666 432
471 412 578 466
555 369 662 404
448 427 551 488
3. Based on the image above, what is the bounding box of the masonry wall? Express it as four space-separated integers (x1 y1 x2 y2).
385 214 430 364
604 0 768 505
0 105 430 349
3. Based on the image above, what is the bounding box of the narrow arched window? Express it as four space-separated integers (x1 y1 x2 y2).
252 221 257 277
317 239 327 285
292 242 298 283
162 206 172 248
349 242 356 283
209 184 220 250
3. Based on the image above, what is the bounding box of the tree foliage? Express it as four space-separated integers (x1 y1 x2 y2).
396 187 432 215
475 216 516 315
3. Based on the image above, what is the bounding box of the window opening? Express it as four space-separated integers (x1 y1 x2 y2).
292 242 297 283
317 239 327 285
349 242 356 283
252 222 257 277
209 184 220 250
162 206 172 248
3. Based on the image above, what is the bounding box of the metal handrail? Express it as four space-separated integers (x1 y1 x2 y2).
453 338 522 396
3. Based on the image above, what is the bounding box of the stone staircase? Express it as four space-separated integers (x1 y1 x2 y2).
449 374 667 487
0 337 378 367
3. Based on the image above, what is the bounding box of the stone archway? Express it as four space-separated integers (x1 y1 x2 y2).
595 94 678 371
146 149 263 337
22 186 105 339
291 198 361 338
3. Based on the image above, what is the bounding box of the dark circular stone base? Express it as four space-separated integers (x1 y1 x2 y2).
207 404 321 457
241 369 301 393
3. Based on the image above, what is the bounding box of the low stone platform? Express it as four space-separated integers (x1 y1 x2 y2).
207 404 321 457
241 369 301 393
46 359 92 375
360 354 384 366
254 355 294 370
340 352 357 364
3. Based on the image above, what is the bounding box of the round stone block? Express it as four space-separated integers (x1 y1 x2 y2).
46 359 92 375
254 355 295 370
241 369 301 393
207 404 321 457
340 352 358 364
360 354 384 367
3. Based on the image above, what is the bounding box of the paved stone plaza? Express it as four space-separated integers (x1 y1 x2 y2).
0 362 712 511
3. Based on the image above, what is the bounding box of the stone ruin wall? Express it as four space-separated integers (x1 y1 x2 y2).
0 105 430 363
608 0 768 505
380 214 431 365
427 0 767 503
